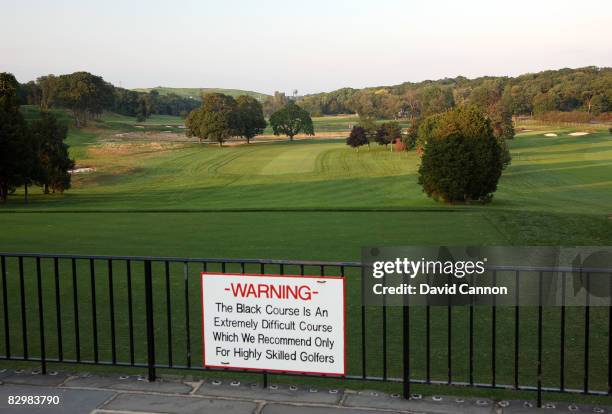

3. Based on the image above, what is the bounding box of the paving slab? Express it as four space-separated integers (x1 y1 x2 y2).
263 404 401 414
502 399 612 413
0 384 114 414
196 379 343 404
0 370 69 386
64 373 193 394
344 390 496 414
103 392 258 414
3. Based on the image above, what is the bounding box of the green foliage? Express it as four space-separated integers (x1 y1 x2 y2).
346 126 368 149
294 67 612 120
262 91 288 117
234 95 267 143
374 121 402 146
269 101 314 140
55 71 114 127
30 112 74 193
0 73 31 202
416 113 444 151
185 93 238 146
418 106 504 203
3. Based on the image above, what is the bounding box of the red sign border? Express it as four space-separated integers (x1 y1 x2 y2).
200 272 347 377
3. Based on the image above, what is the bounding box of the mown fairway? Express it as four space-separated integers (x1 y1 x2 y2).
1 112 612 400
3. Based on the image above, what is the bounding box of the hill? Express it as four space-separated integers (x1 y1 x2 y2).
132 86 269 101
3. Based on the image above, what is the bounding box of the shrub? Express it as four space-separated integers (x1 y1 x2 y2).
346 126 369 149
417 106 504 203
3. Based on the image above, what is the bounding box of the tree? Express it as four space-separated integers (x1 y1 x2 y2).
417 106 505 203
234 95 266 143
269 101 314 141
346 126 369 150
375 121 402 147
30 112 74 194
0 73 33 203
37 75 59 111
185 93 237 146
56 72 114 127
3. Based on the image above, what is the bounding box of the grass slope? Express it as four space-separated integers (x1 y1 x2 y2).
132 87 269 101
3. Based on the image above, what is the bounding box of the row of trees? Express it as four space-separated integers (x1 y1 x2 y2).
0 73 74 203
346 121 402 149
299 67 612 119
18 72 201 126
185 94 313 145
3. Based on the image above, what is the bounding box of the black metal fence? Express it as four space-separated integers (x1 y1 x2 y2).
0 252 611 408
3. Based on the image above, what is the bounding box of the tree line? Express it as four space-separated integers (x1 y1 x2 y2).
18 72 201 127
298 66 612 119
185 93 313 146
1 73 74 203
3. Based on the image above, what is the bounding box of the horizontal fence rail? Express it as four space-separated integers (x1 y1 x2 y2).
0 252 611 408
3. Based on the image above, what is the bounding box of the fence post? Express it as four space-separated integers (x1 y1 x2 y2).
144 260 156 382
36 257 47 375
402 303 410 399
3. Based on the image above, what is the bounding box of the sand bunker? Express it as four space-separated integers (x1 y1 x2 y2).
70 167 95 174
569 132 589 136
544 133 558 137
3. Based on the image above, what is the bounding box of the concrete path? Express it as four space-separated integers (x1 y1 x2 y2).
0 369 610 413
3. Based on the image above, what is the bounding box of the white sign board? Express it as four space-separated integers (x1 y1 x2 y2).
201 273 345 375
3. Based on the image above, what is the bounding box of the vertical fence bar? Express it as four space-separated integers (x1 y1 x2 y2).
514 270 520 390
261 261 267 389
584 272 590 394
426 302 431 383
447 294 452 384
53 257 63 361
108 259 116 364
560 271 566 391
90 259 98 363
537 271 543 408
184 262 191 368
36 257 46 375
144 260 156 381
402 302 410 398
165 261 173 367
18 256 28 359
360 265 366 379
1 255 9 358
491 270 496 387
469 289 474 386
126 260 134 366
609 272 612 395
382 270 387 381
71 258 80 362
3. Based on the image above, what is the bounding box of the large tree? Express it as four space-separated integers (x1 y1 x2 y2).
374 121 402 148
234 95 266 143
346 126 369 150
417 106 505 203
30 112 74 194
269 101 314 141
185 93 237 146
0 73 32 202
56 71 114 127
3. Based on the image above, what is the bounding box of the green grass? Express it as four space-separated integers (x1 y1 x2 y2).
1 113 612 402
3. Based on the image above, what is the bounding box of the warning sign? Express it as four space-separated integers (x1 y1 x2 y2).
201 273 346 375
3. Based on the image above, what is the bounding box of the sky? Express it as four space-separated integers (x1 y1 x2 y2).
1 0 611 95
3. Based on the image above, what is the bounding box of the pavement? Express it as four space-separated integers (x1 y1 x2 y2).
0 368 610 413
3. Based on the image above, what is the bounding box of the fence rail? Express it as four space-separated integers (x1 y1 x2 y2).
0 252 611 408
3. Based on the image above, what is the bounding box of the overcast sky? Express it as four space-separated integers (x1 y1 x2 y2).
2 0 611 94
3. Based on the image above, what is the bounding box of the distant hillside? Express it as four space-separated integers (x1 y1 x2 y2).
132 87 269 101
